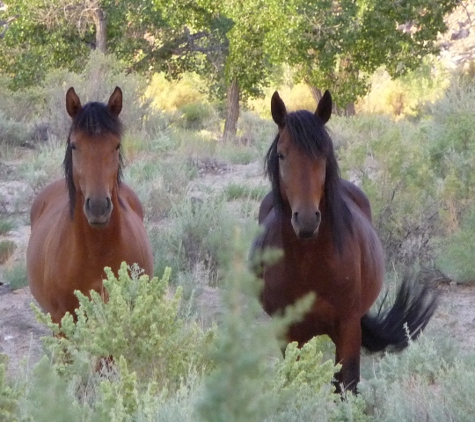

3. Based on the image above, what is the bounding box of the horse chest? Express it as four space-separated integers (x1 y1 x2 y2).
261 224 359 315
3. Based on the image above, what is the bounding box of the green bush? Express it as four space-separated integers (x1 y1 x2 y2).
359 326 461 422
436 206 475 283
145 72 208 111
125 156 197 221
0 111 30 148
0 217 15 235
34 263 214 389
357 58 449 118
0 357 21 422
223 183 268 202
177 102 216 130
150 197 242 285
335 115 438 266
3 262 28 290
0 240 16 265
17 142 64 193
215 142 259 165
37 51 156 142
235 110 275 148
427 78 475 230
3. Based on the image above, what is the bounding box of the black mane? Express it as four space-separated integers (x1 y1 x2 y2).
264 110 352 253
63 102 124 216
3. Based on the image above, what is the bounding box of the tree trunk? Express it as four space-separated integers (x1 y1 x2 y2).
343 102 355 116
308 84 338 114
223 79 240 142
308 84 355 116
93 8 107 53
309 86 322 103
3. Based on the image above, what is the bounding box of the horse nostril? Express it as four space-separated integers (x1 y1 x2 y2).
85 198 91 211
106 197 111 211
293 212 299 223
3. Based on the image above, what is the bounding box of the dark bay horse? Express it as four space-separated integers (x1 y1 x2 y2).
252 90 438 393
27 87 154 324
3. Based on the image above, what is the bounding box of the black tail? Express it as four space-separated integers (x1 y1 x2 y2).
361 277 439 353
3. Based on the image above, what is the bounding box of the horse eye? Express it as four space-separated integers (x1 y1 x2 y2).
277 152 285 160
70 143 77 150
115 144 121 151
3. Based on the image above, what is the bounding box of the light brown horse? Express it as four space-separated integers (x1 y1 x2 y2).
252 90 438 393
27 87 154 324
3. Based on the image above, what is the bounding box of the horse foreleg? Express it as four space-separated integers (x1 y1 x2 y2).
333 318 362 395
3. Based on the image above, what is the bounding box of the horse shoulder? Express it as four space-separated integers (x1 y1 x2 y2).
119 183 145 220
30 180 67 228
340 179 372 222
116 183 154 275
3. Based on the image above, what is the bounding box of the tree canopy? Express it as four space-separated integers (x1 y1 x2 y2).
0 0 458 109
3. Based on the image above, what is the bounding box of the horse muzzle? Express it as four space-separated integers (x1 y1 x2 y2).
84 197 113 227
291 210 321 239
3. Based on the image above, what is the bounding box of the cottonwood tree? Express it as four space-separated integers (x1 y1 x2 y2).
285 0 458 112
0 0 220 87
0 0 459 125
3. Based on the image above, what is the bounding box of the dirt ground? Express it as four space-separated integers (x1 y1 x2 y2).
2 161 475 379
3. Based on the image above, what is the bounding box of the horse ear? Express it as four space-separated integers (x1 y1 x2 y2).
271 91 287 128
66 87 82 118
107 86 123 116
315 90 332 124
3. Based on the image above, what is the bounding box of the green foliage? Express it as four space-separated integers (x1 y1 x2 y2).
0 0 458 119
0 0 94 88
235 110 276 148
145 72 208 111
37 51 152 141
17 142 64 193
150 197 242 284
214 142 258 165
0 358 20 422
275 337 336 396
34 263 214 390
436 206 475 283
0 110 30 148
0 218 15 235
358 59 450 117
427 79 475 226
0 240 16 265
3 262 28 290
223 183 268 202
125 156 197 221
22 357 91 422
359 333 464 422
285 0 457 108
336 114 438 265
196 230 298 421
177 102 216 130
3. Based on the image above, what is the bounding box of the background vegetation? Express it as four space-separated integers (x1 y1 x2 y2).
0 1 475 422
2 21 475 421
